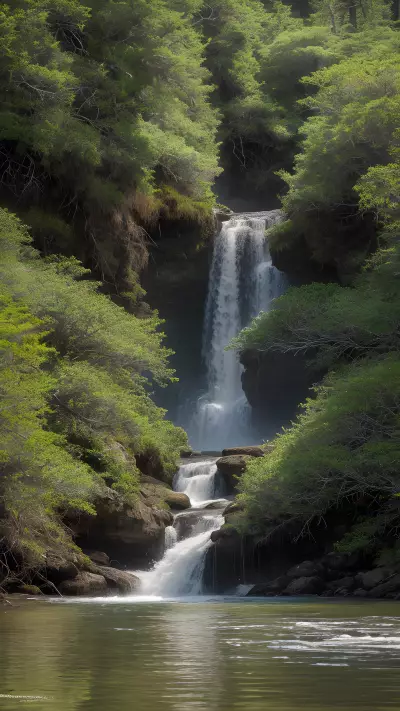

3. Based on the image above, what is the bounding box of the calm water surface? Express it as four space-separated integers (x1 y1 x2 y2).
1 596 400 710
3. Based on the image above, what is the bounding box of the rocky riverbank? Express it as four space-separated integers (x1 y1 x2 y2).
246 556 400 600
1 460 193 597
205 446 400 601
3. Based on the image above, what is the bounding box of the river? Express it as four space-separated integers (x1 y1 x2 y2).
1 214 398 710
1 597 400 710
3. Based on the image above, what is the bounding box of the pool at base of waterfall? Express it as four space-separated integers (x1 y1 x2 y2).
1 597 400 711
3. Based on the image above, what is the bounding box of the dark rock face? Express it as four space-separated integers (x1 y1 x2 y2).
141 219 212 425
240 349 318 434
222 446 265 458
69 486 173 568
286 560 324 579
59 572 108 596
368 574 400 598
88 551 110 567
283 576 325 595
43 553 80 584
247 576 291 596
244 552 400 600
210 526 237 543
216 455 251 494
322 551 362 572
90 565 139 594
356 568 388 590
327 576 356 593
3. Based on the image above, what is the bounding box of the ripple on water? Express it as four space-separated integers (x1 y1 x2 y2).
1 600 400 711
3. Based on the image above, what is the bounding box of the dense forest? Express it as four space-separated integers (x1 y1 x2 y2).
0 0 399 590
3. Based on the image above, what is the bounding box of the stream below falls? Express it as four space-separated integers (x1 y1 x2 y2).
1 598 400 710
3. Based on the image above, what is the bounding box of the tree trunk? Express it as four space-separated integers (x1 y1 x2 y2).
348 1 357 28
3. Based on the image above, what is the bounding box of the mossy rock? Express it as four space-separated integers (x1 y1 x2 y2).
17 584 42 596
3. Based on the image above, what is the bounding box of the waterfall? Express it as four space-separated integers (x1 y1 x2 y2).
189 210 286 451
133 210 287 597
135 459 227 597
139 513 223 597
173 460 218 507
164 526 178 549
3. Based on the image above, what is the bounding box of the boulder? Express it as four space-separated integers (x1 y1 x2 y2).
43 553 80 583
88 551 110 567
68 486 173 568
164 492 190 510
59 572 108 596
283 576 324 595
91 565 139 594
247 575 291 596
368 573 400 598
174 510 204 539
216 455 251 493
222 446 265 458
210 525 238 544
214 207 234 223
328 576 356 592
14 584 42 596
356 568 389 591
223 500 245 518
286 560 324 580
203 500 229 510
322 551 361 572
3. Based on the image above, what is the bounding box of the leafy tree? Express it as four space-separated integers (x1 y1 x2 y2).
238 356 400 548
0 0 220 289
0 207 187 574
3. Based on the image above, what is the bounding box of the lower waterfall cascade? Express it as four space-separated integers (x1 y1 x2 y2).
187 210 287 451
135 459 227 597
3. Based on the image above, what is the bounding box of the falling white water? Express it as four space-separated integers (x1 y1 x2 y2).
139 513 223 597
248 214 287 317
188 210 286 451
174 460 218 507
164 525 178 549
135 459 225 597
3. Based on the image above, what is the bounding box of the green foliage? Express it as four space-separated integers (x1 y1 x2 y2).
0 207 187 566
158 185 215 226
231 254 400 368
231 10 400 555
0 283 97 565
239 356 400 542
269 25 400 268
0 0 221 288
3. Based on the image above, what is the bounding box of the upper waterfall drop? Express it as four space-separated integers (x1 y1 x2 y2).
188 210 286 452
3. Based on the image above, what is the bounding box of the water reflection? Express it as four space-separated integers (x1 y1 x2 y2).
0 599 400 710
